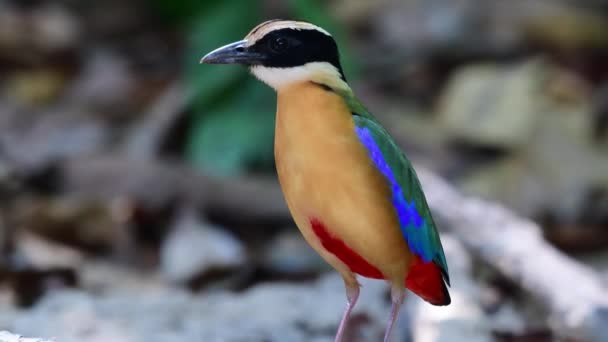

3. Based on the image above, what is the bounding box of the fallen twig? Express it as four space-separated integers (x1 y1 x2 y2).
418 168 608 341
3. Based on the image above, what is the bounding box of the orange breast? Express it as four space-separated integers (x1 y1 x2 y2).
273 82 413 284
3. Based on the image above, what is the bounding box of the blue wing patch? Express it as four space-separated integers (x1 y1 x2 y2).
355 126 435 263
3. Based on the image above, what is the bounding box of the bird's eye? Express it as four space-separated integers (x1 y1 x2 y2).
270 37 289 53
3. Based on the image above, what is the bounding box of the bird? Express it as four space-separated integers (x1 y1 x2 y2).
201 20 450 342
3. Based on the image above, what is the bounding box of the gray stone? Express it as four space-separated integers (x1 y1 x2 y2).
460 99 608 221
438 60 545 149
160 213 246 284
488 304 527 336
14 232 83 270
262 229 329 275
30 5 80 53
0 110 109 171
79 260 165 293
66 50 135 114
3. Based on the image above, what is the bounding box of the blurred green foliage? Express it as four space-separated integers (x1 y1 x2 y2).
153 0 355 176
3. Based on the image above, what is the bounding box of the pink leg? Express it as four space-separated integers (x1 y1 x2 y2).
334 284 360 342
383 287 405 342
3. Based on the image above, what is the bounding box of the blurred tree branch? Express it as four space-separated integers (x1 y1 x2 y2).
59 156 288 226
123 82 188 159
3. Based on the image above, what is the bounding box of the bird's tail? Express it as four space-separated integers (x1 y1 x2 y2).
405 256 451 306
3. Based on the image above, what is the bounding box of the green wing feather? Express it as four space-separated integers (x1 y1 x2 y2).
338 88 450 284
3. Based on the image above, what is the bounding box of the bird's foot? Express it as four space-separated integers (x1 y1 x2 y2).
383 286 405 342
334 283 360 342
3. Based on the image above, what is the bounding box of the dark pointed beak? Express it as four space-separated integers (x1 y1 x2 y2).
200 40 264 65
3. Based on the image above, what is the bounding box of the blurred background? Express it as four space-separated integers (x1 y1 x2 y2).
0 0 607 341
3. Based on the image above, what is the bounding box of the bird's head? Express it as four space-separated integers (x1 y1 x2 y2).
201 20 347 91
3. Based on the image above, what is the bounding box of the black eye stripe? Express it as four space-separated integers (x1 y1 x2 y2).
247 28 344 79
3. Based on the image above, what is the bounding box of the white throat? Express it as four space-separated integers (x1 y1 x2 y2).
250 62 347 91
